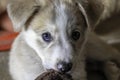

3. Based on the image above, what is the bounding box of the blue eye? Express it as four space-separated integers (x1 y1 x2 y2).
42 32 53 43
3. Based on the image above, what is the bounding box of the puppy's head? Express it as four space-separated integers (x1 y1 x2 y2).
7 0 101 73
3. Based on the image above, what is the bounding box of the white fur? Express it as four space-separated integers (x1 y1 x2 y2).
23 8 73 70
9 33 45 80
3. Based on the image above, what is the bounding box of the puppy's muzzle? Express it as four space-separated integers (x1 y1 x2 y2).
57 61 73 73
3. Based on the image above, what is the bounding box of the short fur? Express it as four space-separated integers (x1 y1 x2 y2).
5 0 120 80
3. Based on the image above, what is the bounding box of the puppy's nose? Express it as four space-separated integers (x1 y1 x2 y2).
57 61 72 73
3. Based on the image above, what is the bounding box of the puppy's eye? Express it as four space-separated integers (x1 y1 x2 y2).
42 32 53 43
71 30 80 41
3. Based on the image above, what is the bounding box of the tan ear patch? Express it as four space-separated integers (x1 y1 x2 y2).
7 0 40 32
76 0 104 30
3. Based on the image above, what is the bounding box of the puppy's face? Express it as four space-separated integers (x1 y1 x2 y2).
8 0 88 73
24 1 88 72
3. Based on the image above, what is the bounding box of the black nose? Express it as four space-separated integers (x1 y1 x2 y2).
57 61 73 73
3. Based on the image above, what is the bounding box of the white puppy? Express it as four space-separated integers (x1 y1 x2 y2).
7 0 120 80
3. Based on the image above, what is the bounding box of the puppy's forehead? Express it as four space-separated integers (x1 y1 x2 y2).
30 0 85 31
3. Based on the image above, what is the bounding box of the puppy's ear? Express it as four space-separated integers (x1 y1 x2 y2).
7 0 40 32
77 2 90 29
77 0 104 30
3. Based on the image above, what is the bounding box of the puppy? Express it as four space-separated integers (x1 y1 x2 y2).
7 0 120 80
8 0 88 80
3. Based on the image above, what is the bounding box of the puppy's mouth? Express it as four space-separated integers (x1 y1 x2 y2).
36 69 73 80
47 69 72 75
47 69 72 77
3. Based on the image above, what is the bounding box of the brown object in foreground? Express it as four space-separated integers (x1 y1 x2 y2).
35 70 73 80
